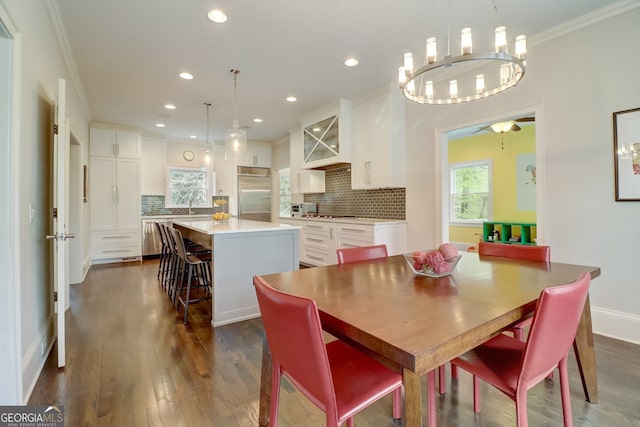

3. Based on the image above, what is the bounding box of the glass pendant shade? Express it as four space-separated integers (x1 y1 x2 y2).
225 119 247 161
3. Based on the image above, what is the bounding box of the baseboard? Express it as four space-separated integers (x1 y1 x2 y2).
22 314 54 404
591 306 640 345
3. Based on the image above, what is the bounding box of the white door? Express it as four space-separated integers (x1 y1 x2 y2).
47 78 71 368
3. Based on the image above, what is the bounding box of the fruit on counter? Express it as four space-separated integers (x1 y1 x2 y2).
211 212 231 221
214 199 228 206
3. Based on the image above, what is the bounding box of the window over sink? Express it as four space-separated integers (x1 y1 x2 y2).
166 166 212 208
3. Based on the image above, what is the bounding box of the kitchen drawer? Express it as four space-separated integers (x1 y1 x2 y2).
301 245 332 266
91 231 141 262
302 222 332 234
334 223 374 238
335 234 374 250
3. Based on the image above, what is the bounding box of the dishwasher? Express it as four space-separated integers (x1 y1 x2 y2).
142 218 171 258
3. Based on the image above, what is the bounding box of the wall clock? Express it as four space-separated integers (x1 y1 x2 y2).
183 150 195 161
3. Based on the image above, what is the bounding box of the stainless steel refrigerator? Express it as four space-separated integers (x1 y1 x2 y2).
237 166 271 222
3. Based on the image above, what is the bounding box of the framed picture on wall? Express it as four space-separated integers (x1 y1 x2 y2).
613 107 640 201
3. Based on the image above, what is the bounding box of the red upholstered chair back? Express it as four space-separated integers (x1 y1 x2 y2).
336 244 388 264
521 272 591 383
478 241 550 262
253 275 336 412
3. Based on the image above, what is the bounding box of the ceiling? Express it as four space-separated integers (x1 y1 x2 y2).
55 0 617 145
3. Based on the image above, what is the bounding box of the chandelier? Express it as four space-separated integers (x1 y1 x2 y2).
225 69 247 161
399 1 526 105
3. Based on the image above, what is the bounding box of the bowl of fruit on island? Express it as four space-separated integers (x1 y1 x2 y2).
403 244 461 277
211 212 231 222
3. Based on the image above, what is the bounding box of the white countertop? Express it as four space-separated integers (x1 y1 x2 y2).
280 216 406 225
142 214 213 220
173 218 301 235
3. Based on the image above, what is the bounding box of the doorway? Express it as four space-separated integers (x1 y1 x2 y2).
437 105 547 248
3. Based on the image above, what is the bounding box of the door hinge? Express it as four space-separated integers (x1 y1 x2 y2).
53 124 58 135
52 208 58 218
53 291 58 302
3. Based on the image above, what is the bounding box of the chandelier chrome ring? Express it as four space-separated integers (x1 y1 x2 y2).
400 52 525 105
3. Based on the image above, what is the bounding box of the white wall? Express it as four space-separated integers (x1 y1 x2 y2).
1 0 91 403
404 5 640 343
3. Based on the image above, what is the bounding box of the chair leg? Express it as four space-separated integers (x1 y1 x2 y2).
438 365 446 394
392 387 402 420
558 357 573 427
473 375 481 413
183 265 194 324
269 365 281 427
451 363 458 380
346 417 354 427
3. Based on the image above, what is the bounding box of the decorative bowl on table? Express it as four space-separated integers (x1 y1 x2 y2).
403 248 461 278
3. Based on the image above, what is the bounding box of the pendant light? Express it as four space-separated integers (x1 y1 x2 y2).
202 102 214 165
225 69 247 161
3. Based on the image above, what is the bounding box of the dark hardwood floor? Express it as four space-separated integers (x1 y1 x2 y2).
29 260 640 426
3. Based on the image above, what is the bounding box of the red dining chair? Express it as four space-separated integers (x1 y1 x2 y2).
253 275 402 427
478 242 551 340
336 244 388 264
451 272 591 427
452 241 554 383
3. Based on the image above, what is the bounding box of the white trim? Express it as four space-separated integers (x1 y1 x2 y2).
437 103 546 246
0 2 23 404
591 306 640 346
531 0 640 47
44 0 91 115
21 315 54 404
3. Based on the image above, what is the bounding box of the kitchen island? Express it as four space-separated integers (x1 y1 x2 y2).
172 218 300 327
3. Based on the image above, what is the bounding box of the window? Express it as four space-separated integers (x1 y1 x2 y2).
450 160 492 223
166 167 212 208
278 168 291 217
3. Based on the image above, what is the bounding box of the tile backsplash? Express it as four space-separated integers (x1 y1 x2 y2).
304 167 405 219
141 195 229 216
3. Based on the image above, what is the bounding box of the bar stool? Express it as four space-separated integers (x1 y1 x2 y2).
170 227 212 323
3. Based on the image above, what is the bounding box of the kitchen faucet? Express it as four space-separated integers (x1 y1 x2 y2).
188 191 197 216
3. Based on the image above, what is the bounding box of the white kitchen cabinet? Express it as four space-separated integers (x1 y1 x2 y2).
90 126 141 263
90 126 141 159
289 127 325 194
300 221 335 266
351 87 406 189
242 141 272 168
298 99 352 169
281 217 407 267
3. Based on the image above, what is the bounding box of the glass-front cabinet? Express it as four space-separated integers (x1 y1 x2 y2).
298 99 351 169
303 115 339 163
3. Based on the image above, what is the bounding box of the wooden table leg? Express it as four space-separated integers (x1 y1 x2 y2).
402 368 423 427
258 335 272 427
573 294 598 402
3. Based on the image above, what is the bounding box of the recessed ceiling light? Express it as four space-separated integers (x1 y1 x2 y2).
179 72 194 80
312 127 321 132
253 118 263 123
164 104 176 110
155 123 166 128
190 135 197 139
286 96 297 102
344 57 359 67
207 9 227 23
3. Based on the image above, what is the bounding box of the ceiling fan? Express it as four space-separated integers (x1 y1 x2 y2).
473 116 535 135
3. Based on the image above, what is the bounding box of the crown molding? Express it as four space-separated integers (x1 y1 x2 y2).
44 0 91 119
530 0 640 47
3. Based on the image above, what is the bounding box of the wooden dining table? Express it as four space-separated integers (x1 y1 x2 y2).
257 252 601 427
